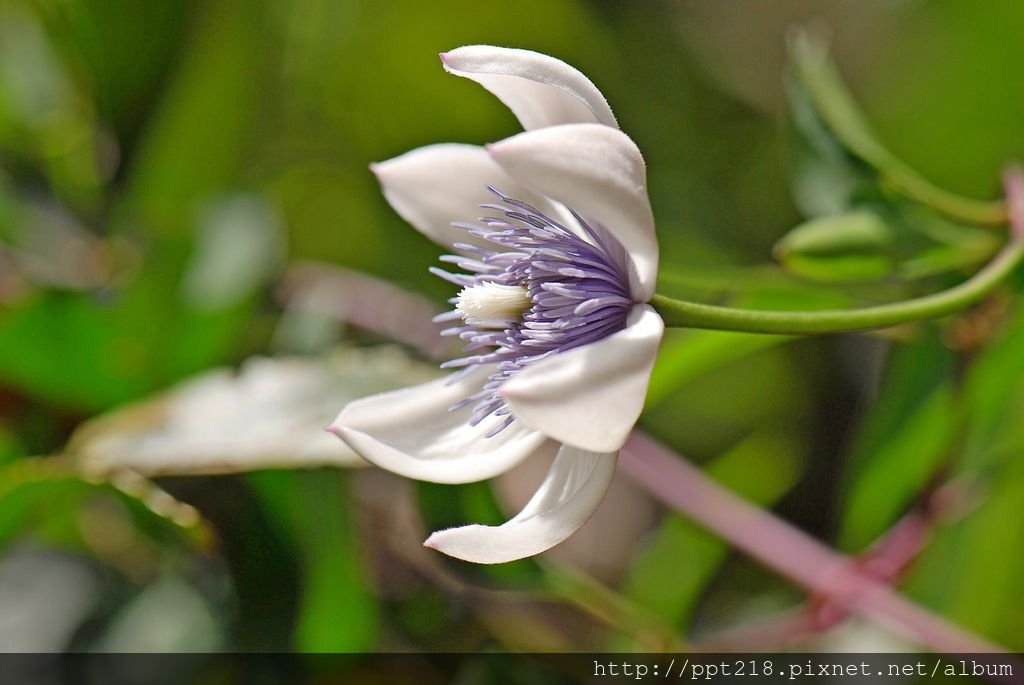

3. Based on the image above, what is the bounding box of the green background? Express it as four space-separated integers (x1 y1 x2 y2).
1 0 1023 662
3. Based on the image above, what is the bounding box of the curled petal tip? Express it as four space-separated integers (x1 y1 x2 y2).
438 51 450 63
417 447 618 563
324 419 347 439
421 527 503 564
494 384 519 401
482 141 506 162
436 45 617 130
422 531 466 559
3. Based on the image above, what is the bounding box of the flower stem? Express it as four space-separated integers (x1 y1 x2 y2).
651 167 1024 335
619 432 1007 653
650 239 1022 334
789 30 1007 227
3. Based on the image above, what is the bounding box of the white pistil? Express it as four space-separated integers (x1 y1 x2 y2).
456 282 532 326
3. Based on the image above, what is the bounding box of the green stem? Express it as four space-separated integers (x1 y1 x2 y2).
651 237 1024 335
789 31 1008 227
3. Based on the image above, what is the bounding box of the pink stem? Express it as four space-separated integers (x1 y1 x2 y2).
619 432 1007 653
857 502 930 583
277 262 454 359
694 477 968 650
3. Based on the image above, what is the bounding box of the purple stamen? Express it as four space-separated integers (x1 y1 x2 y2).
437 188 634 436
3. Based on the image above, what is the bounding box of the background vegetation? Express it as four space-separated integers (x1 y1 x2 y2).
1 0 1023 669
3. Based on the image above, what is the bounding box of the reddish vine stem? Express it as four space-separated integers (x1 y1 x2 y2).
619 432 1007 654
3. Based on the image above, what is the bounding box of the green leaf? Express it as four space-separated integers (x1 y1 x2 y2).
840 383 955 550
904 455 1024 649
40 0 189 133
647 329 791 409
896 246 992 281
0 291 162 409
120 0 262 240
0 3 102 210
960 301 1024 470
541 564 679 650
0 272 253 411
899 300 1024 649
838 332 956 550
784 68 874 218
864 2 1024 203
247 469 377 651
0 426 21 466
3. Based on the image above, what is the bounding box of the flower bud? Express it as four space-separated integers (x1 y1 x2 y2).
774 210 896 283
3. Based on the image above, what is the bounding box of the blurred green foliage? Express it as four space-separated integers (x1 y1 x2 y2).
0 0 1023 660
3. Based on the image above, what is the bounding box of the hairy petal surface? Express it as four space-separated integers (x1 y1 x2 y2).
328 366 548 484
441 45 617 130
499 305 663 453
424 446 617 563
487 124 658 300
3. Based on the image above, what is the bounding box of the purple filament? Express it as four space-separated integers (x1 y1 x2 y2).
432 188 634 437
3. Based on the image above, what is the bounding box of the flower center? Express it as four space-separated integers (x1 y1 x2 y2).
455 282 532 326
431 188 633 437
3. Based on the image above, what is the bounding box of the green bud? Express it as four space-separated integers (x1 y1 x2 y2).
774 210 896 283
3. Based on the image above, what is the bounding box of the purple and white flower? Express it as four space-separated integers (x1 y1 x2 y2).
329 46 663 563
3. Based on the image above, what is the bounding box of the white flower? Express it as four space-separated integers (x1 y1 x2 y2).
329 46 662 563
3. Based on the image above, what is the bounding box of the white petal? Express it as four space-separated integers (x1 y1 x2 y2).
499 305 663 453
487 124 659 300
441 46 617 130
328 366 548 484
424 445 617 563
371 143 554 251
